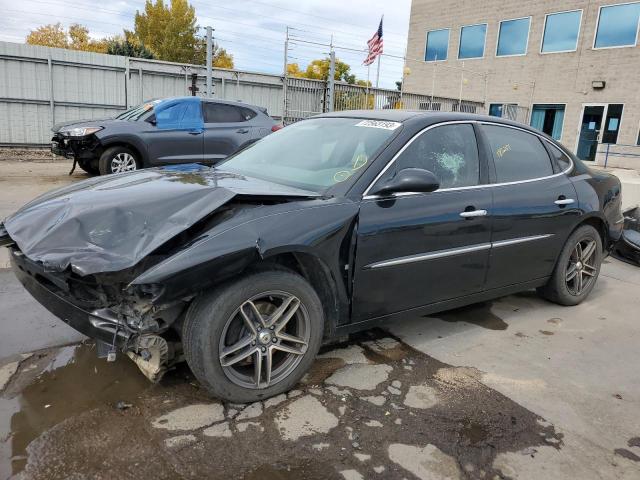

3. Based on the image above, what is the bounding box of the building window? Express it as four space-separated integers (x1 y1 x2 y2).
425 28 449 61
489 103 518 118
496 17 530 56
541 10 582 53
458 24 487 59
594 2 640 48
530 104 565 140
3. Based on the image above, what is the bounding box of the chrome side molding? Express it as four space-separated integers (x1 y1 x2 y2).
366 234 554 269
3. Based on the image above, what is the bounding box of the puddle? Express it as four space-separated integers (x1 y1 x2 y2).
244 461 341 480
433 302 509 330
0 343 151 476
2 331 562 479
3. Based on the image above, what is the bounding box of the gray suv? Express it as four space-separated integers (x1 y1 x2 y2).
51 97 280 175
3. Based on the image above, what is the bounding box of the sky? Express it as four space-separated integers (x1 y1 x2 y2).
0 0 412 88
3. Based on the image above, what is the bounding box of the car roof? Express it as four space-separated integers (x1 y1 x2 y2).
315 110 552 140
160 96 258 109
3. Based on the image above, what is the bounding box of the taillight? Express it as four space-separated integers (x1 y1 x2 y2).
271 124 283 132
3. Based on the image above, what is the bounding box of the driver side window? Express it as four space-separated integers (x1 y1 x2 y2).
395 123 480 189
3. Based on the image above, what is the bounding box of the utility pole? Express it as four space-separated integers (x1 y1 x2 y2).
206 26 214 98
282 27 289 124
327 46 336 112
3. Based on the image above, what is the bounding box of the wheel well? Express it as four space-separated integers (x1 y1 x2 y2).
101 142 144 165
249 253 342 337
577 216 607 247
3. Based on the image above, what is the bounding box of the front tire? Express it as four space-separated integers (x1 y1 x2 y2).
182 269 324 403
537 225 602 306
98 146 140 175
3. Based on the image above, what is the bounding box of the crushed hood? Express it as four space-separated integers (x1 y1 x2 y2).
3 164 319 276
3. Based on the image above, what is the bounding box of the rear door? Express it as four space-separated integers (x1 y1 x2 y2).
351 122 493 322
479 123 578 289
202 102 256 163
143 99 204 165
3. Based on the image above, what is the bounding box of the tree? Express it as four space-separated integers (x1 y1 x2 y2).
106 37 155 59
286 58 361 84
193 37 235 68
26 23 67 49
26 23 107 53
133 0 199 63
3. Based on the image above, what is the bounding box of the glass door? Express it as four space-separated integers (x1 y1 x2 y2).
576 105 605 161
576 104 624 161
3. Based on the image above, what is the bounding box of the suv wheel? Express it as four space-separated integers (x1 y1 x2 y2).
537 225 602 306
99 146 140 175
182 269 324 403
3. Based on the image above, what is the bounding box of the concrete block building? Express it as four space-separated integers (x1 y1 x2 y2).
403 0 640 168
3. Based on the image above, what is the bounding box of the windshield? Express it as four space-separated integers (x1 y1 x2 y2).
220 117 401 192
115 100 161 121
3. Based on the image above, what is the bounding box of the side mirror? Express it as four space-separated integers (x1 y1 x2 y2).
370 168 440 196
146 115 157 126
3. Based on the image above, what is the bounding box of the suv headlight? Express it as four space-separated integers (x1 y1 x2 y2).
60 126 103 137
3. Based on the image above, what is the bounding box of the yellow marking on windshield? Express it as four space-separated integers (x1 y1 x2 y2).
333 170 353 183
352 154 368 170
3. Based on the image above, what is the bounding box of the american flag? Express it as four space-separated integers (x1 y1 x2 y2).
363 17 384 66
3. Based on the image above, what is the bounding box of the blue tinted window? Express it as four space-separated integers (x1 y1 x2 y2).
595 2 640 48
497 17 530 56
459 24 487 59
542 10 582 52
425 29 449 61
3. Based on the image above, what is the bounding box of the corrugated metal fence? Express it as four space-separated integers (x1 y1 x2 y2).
0 41 486 146
0 42 284 146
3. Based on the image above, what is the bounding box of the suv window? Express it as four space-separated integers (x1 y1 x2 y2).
482 125 553 182
204 103 247 123
547 143 572 172
240 107 257 121
155 101 202 130
394 123 480 189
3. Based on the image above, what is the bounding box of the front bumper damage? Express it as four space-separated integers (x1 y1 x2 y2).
10 247 182 382
51 133 101 160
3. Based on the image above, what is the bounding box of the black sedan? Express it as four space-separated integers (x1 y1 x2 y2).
1 111 623 402
51 97 279 175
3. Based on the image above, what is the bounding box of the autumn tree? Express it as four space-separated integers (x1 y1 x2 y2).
132 0 200 63
193 37 235 68
26 23 107 53
286 58 359 84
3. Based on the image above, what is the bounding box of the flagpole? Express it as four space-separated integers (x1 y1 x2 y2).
375 14 383 88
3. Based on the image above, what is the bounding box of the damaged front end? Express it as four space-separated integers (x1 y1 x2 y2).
10 246 189 382
3 166 324 382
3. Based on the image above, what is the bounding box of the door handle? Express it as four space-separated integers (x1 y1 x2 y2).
554 198 575 206
237 128 250 134
459 209 488 218
188 129 203 135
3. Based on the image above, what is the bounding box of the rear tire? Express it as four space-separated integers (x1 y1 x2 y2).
537 225 602 306
182 269 324 403
98 146 140 175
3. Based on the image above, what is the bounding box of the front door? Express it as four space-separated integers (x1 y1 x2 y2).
576 104 624 161
576 105 604 161
351 123 492 322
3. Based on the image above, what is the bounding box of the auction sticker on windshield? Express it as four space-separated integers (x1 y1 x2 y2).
355 120 402 130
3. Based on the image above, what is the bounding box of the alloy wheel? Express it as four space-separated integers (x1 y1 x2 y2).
565 238 597 295
110 152 137 173
218 291 310 389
